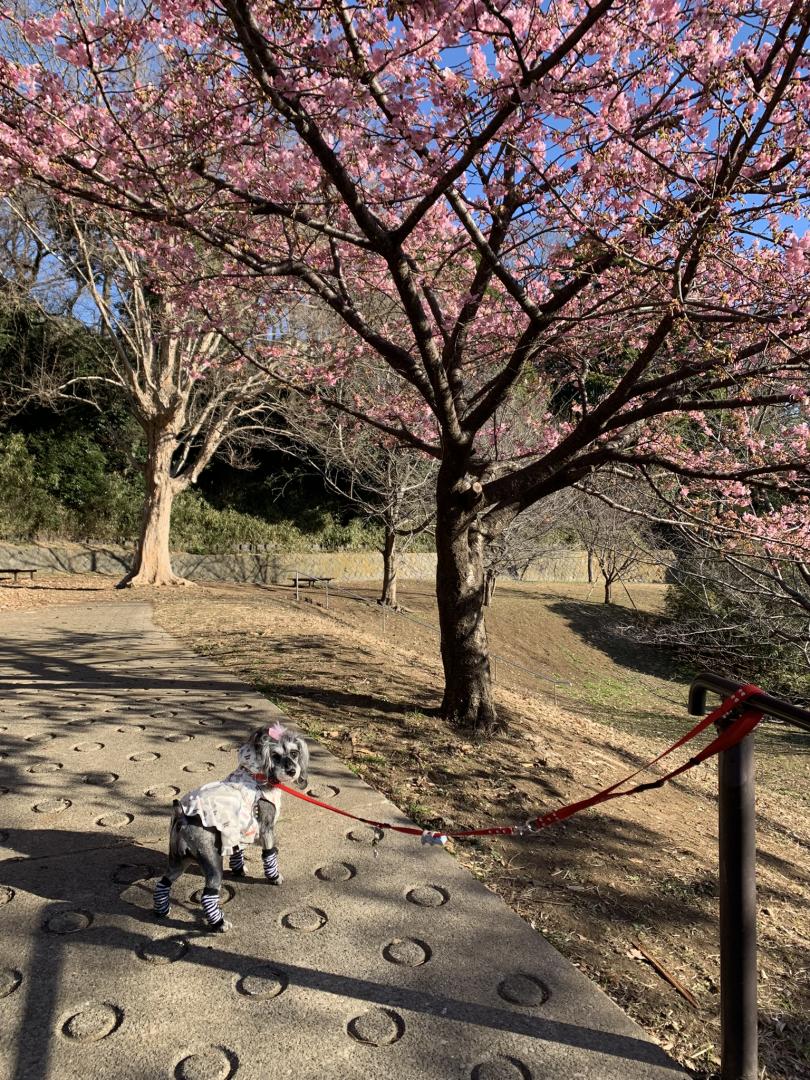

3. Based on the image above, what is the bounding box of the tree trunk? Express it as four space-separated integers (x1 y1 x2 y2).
435 467 499 734
483 568 497 606
380 527 398 607
604 577 613 604
587 549 595 584
118 422 190 588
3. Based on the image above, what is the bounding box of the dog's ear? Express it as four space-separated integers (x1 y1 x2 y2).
255 727 276 772
238 729 268 772
294 735 309 788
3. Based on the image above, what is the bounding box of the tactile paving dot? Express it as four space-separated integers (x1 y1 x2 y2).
166 733 194 743
197 718 225 728
347 826 384 845
307 784 340 799
0 968 22 998
145 785 181 799
137 936 188 964
129 751 160 762
347 1007 405 1046
315 862 356 882
0 886 14 905
83 772 119 786
189 884 235 906
216 742 236 752
497 973 549 1007
406 884 449 907
281 906 327 932
117 724 145 732
235 966 288 998
175 1046 237 1080
28 761 63 773
182 762 216 774
43 909 92 934
25 732 56 743
112 864 155 885
382 938 431 966
33 798 72 814
67 718 96 727
96 812 134 828
471 1056 532 1080
73 741 104 752
61 1002 123 1041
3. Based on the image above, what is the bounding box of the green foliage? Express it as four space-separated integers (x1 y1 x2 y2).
0 430 142 541
170 490 381 554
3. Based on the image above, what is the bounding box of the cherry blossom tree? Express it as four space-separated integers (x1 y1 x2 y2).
2 1 809 730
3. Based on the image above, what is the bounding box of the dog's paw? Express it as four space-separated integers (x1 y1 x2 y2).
228 867 245 878
267 873 284 886
211 918 233 933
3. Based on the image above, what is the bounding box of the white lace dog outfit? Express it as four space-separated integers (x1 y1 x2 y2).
179 767 281 853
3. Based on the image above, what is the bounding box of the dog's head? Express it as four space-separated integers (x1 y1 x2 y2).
238 724 309 788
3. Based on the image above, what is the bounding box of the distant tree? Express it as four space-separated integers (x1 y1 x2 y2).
482 491 576 604
267 367 436 607
3 197 280 585
567 480 656 604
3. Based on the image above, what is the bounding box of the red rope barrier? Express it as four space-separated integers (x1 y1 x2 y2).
273 684 764 842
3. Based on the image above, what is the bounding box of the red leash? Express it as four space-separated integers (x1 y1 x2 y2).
273 685 764 842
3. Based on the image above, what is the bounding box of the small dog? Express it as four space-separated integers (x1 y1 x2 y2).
153 723 309 931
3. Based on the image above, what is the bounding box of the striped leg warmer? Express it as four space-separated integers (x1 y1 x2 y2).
153 876 172 918
201 887 224 928
228 847 245 876
262 847 280 882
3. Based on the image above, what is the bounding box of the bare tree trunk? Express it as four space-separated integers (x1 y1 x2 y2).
604 577 613 604
118 422 190 588
587 549 595 584
483 568 497 606
435 466 499 734
380 527 398 607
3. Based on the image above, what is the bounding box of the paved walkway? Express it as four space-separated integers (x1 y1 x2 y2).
0 602 684 1080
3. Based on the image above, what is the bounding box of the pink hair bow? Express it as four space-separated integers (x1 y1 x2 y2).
267 723 286 741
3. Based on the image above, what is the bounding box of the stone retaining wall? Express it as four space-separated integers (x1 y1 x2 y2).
0 541 669 585
0 541 435 584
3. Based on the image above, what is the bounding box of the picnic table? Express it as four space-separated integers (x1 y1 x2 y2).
290 571 333 606
0 568 37 583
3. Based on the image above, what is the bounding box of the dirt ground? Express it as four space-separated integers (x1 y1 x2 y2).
3 573 808 1079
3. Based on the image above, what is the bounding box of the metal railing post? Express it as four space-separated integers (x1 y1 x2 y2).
718 725 758 1080
690 673 810 1080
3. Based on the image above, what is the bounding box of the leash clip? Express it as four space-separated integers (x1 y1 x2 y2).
514 817 540 837
421 830 448 846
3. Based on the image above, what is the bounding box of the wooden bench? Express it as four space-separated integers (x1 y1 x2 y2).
0 568 37 583
290 572 333 606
